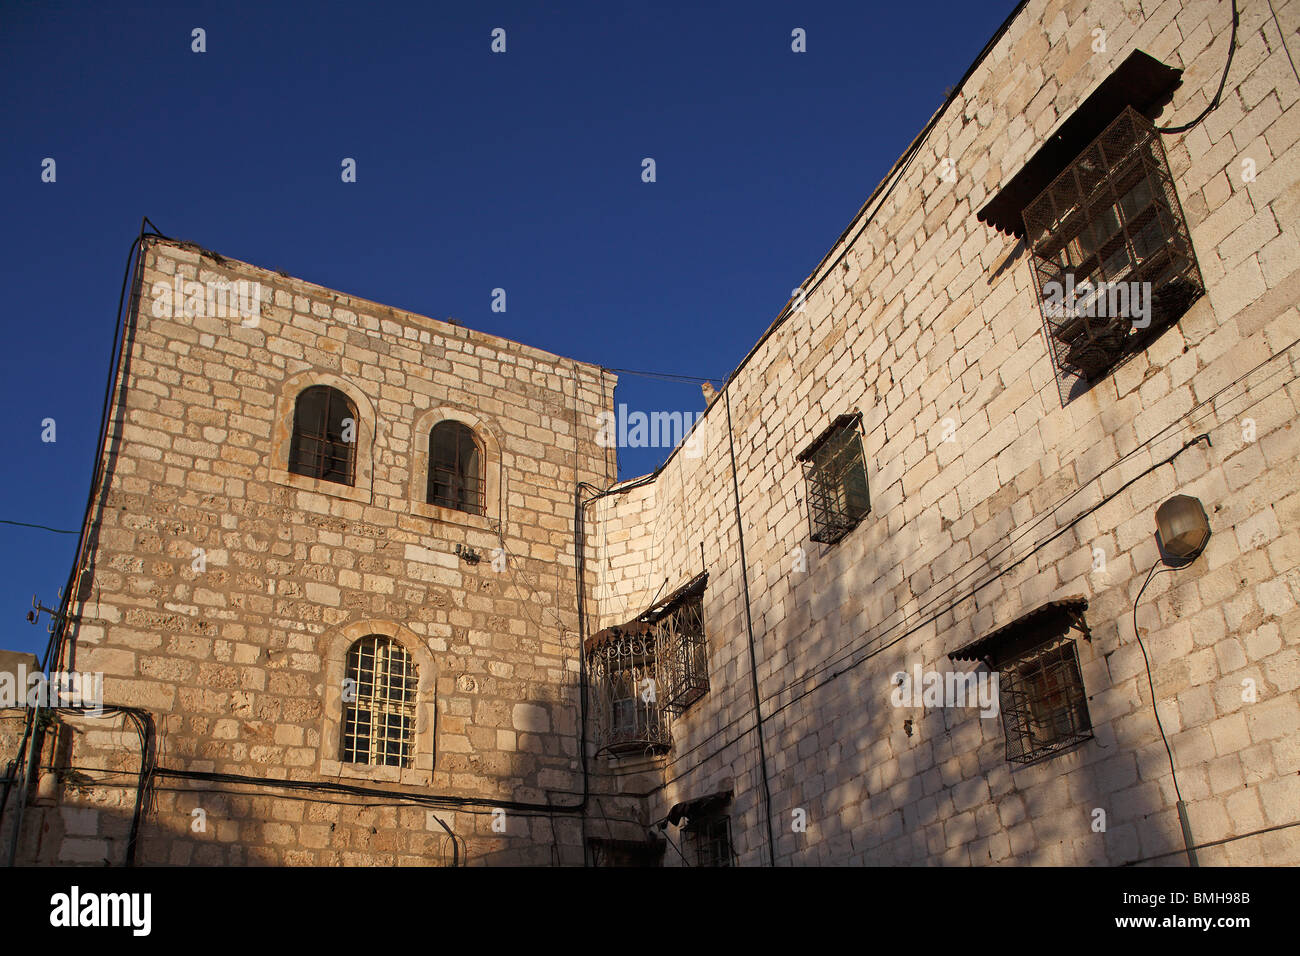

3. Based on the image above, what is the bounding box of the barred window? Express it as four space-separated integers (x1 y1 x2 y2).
948 598 1093 767
684 811 733 868
797 413 870 545
649 578 709 715
1000 637 1092 765
1024 107 1203 399
584 623 671 757
342 636 418 767
428 421 484 515
289 385 357 485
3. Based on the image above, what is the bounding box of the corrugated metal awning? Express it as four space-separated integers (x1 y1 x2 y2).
796 411 862 463
665 788 733 827
583 619 654 656
585 571 710 654
948 597 1090 666
642 571 708 624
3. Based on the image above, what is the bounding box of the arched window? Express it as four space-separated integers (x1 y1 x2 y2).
427 421 483 515
289 386 357 485
341 636 418 767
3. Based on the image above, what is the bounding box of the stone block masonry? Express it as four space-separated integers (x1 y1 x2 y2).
589 0 1300 866
3 235 641 866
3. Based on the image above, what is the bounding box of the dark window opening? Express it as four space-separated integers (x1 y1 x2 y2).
289 385 358 486
1000 637 1093 765
684 811 733 867
797 414 870 545
588 838 665 867
427 421 484 516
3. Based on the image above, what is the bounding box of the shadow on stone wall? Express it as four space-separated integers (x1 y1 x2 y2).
1 678 658 866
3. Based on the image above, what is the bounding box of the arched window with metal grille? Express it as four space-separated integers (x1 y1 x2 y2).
427 421 484 515
288 385 358 485
341 636 418 767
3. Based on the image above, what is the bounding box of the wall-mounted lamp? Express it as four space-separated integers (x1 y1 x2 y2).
1155 494 1210 563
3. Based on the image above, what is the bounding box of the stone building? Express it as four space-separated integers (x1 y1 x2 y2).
3 0 1298 866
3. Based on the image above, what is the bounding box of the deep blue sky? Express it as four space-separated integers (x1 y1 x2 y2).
0 0 1015 657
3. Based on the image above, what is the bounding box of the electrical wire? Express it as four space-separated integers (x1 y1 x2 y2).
5 217 167 868
153 766 579 816
603 334 1299 789
1132 554 1205 867
604 367 726 385
724 386 776 866
1132 561 1183 802
1267 0 1300 87
0 519 78 535
1122 819 1300 866
1156 0 1239 134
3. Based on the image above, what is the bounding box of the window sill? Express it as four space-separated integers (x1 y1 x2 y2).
810 514 867 546
270 467 372 505
320 755 433 786
410 500 496 533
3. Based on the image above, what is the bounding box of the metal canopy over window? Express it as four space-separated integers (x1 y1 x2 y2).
797 412 870 545
289 385 357 486
948 597 1090 667
977 50 1183 237
428 421 484 515
665 789 732 827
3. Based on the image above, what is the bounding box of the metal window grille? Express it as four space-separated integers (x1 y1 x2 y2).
801 420 870 545
288 385 358 485
684 813 733 867
1023 107 1204 403
427 422 485 516
1000 637 1092 764
656 592 709 715
341 636 418 767
586 627 671 756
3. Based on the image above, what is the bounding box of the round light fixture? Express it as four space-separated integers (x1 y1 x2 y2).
1155 494 1210 562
